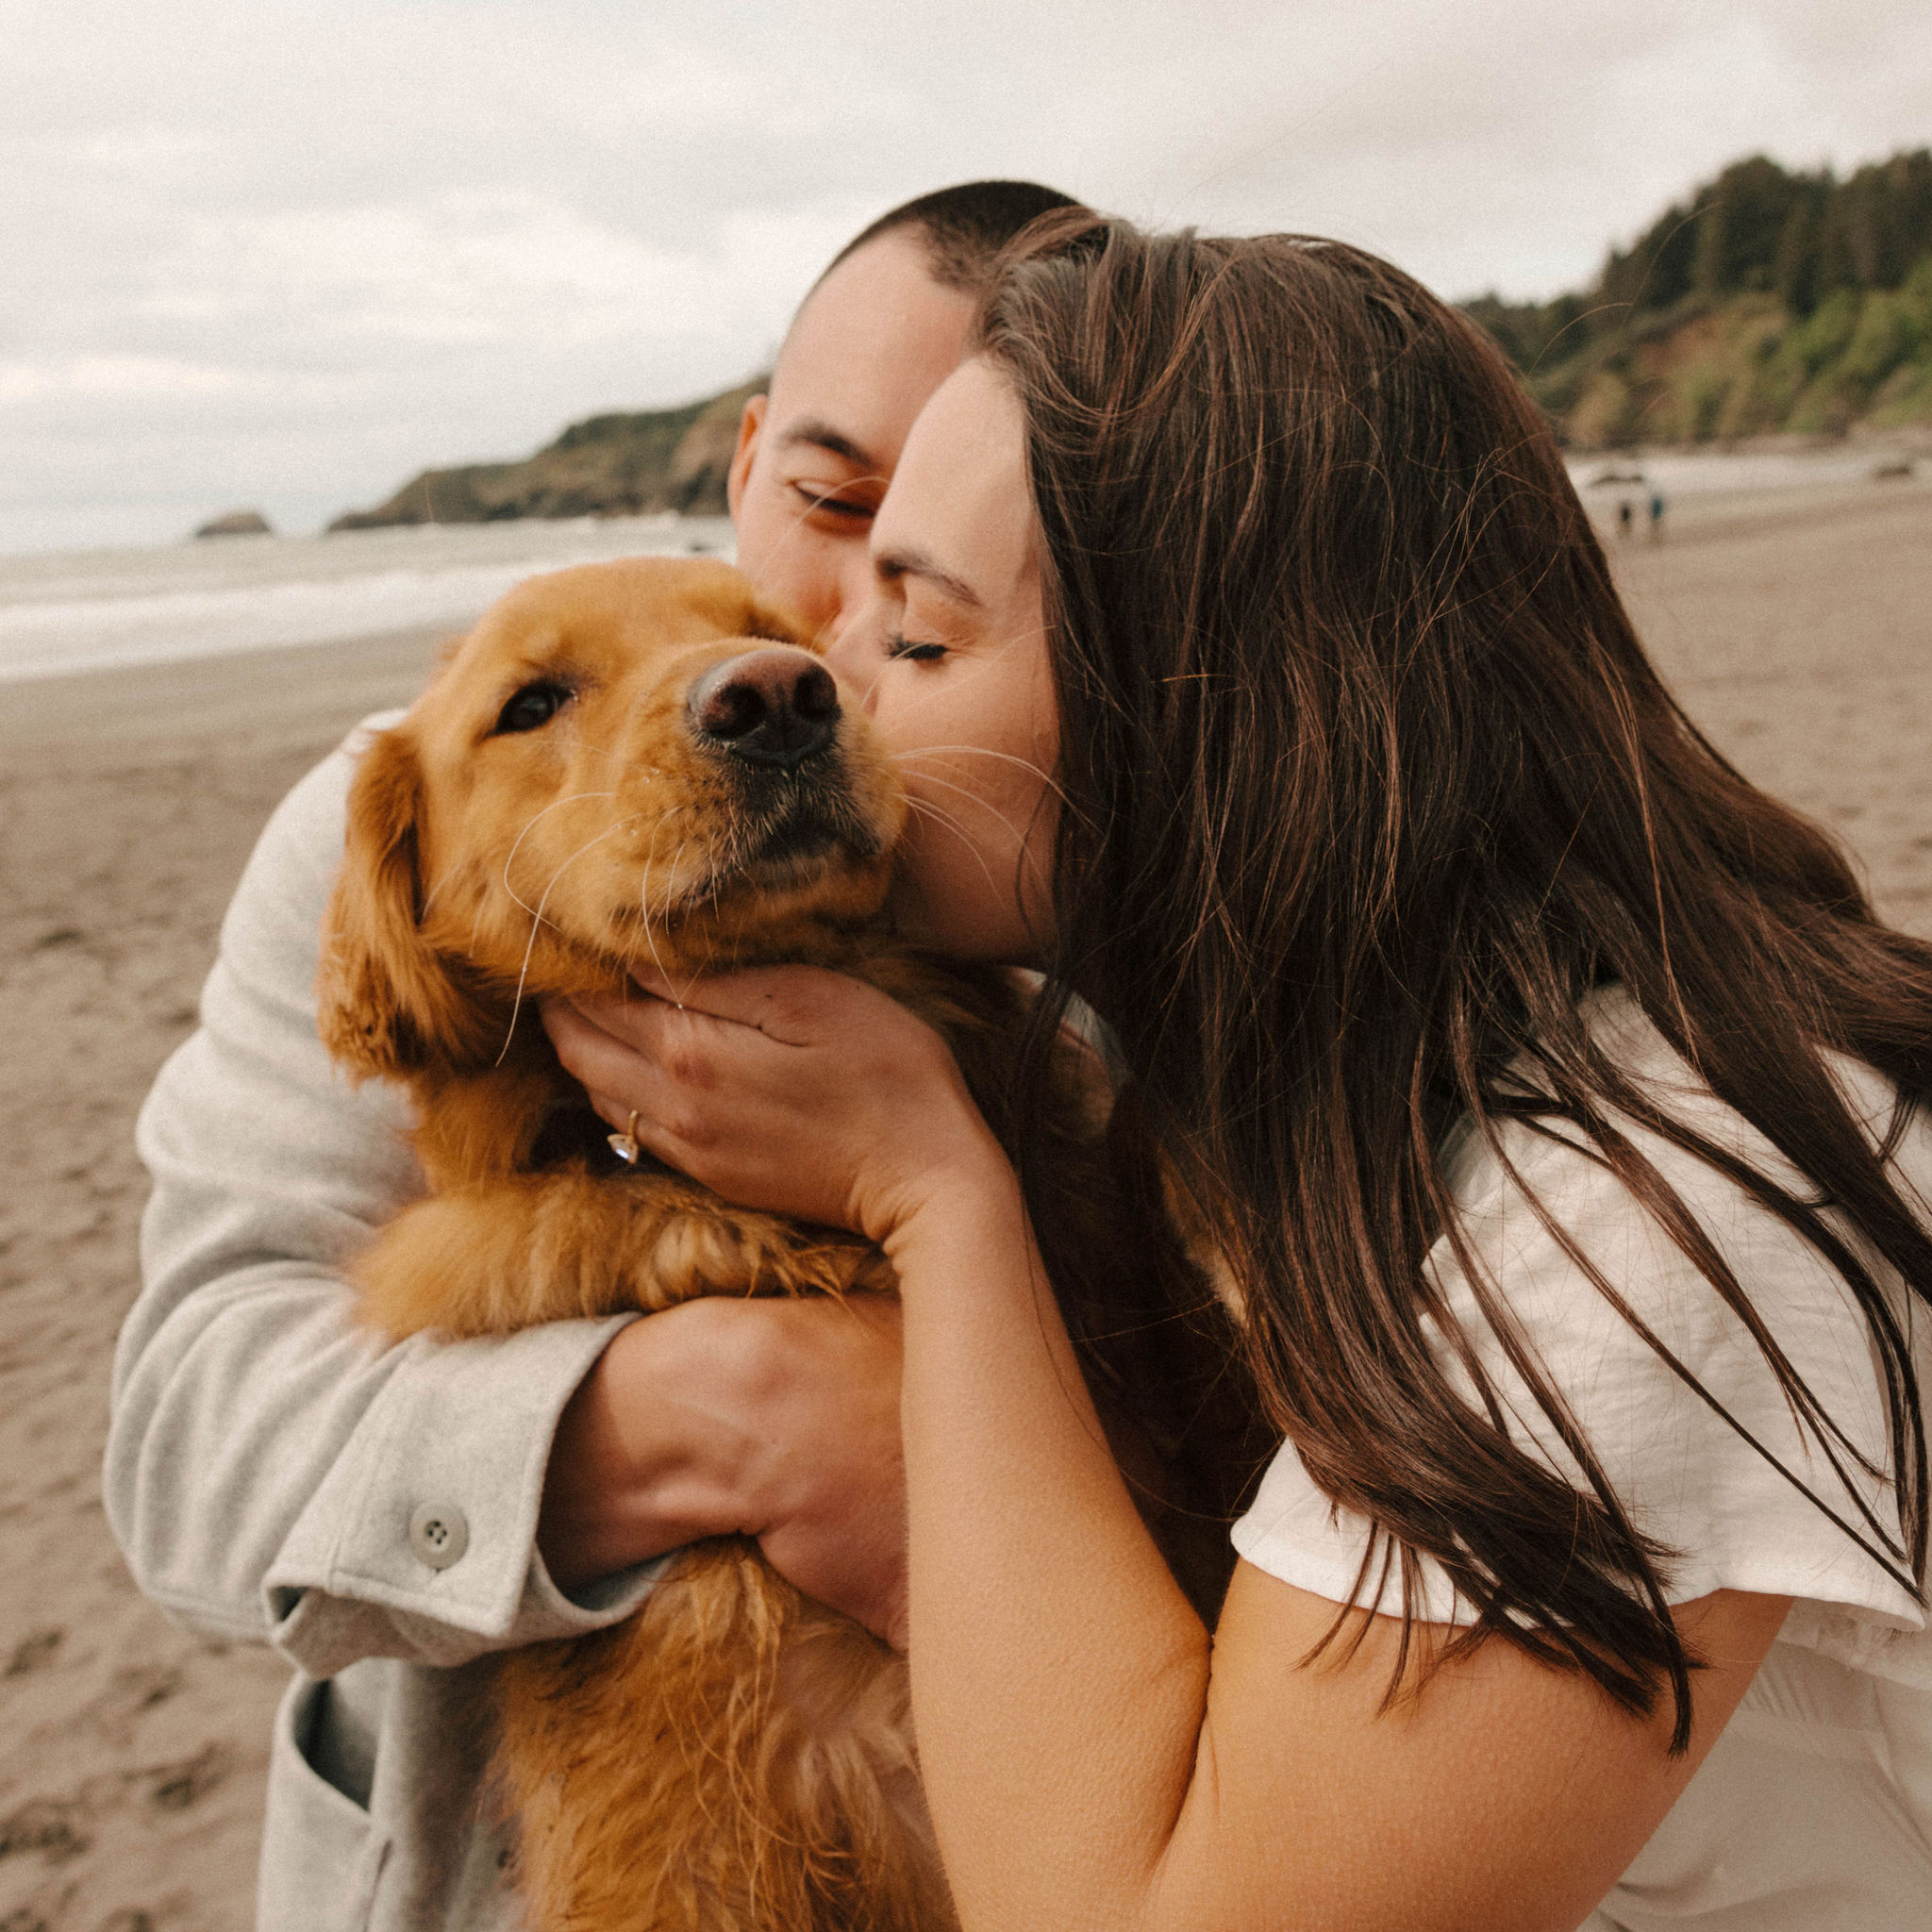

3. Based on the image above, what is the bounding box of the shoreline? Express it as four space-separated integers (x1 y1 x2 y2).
0 511 736 690
1575 461 1932 548
2 460 1923 705
0 622 450 762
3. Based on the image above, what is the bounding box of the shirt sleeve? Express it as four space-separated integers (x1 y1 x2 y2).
105 718 665 1675
1234 1000 1930 1659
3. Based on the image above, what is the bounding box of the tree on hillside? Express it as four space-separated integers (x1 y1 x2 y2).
1618 150 1932 315
1692 156 1804 298
1461 146 1932 444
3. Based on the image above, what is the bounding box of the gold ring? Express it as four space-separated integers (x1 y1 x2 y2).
608 1108 641 1166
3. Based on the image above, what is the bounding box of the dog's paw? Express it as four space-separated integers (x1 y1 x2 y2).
635 1201 893 1309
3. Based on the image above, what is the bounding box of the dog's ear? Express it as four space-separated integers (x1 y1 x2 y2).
317 725 493 1080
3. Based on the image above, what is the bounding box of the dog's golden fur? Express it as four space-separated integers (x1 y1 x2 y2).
317 557 1248 1931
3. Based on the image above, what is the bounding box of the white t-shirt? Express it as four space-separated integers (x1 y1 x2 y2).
1231 991 1932 1930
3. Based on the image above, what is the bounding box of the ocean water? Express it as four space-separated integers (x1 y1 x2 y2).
0 514 735 684
1565 446 1901 498
0 446 1909 686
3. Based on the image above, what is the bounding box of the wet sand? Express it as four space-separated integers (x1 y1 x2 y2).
0 628 449 1930
1604 473 1932 935
2 475 1930 1927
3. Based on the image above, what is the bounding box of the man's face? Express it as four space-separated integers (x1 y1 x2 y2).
727 231 977 643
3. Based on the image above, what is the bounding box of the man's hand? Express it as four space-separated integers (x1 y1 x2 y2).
538 1291 909 1647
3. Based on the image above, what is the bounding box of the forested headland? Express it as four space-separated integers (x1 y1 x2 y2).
329 147 1932 529
1463 148 1932 446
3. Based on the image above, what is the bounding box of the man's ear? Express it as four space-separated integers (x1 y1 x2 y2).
316 726 496 1080
725 391 767 524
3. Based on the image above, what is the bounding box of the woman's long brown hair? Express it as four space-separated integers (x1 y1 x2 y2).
977 214 1932 1748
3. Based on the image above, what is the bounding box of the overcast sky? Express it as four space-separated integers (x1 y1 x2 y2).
5 0 1929 555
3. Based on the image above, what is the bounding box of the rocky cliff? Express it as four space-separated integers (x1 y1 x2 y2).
327 380 760 531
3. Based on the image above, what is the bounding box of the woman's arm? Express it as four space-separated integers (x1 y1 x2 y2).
550 969 1790 1932
889 1172 1788 1932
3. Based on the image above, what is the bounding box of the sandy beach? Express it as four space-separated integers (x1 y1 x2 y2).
3 473 1930 1927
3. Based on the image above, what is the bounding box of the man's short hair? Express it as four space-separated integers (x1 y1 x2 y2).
824 180 1083 292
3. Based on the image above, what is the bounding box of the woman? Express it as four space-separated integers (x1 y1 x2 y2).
546 216 1932 1930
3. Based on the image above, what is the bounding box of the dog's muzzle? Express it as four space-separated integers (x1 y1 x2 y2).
687 647 840 770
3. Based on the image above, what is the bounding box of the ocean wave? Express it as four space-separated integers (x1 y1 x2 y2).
0 517 733 682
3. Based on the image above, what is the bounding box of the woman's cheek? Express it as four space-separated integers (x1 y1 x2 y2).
888 837 987 958
884 810 948 944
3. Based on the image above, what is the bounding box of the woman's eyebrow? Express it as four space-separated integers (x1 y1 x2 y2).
873 545 984 610
776 418 878 472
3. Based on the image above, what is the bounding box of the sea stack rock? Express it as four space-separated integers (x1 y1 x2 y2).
194 508 275 539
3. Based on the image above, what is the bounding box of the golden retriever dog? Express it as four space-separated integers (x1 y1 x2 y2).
316 557 1249 1932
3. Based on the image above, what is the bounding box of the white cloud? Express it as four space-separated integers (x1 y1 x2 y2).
2 0 1928 551
0 356 256 404
143 192 858 354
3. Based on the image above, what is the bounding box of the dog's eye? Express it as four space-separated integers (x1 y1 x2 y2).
492 682 574 735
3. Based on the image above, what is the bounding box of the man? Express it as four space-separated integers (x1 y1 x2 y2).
107 180 1076 1928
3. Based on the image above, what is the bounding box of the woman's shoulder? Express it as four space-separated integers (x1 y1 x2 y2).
1237 987 1932 1647
1430 987 1926 1606
1436 985 1926 1319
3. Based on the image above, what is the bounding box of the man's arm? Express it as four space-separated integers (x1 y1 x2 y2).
106 724 664 1676
538 1288 910 1642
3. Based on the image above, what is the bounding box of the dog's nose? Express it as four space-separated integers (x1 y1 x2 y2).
687 647 841 769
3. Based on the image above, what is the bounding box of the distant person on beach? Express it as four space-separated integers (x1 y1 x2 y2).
1649 487 1667 541
547 220 1932 1930
1619 495 1635 539
107 178 1079 1926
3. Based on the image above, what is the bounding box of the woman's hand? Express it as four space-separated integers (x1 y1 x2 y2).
541 967 1008 1247
538 968 1010 1646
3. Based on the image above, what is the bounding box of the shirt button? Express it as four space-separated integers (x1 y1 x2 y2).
408 1503 470 1571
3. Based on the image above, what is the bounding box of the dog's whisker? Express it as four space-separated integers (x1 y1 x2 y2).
898 770 1049 885
890 744 1075 809
637 826 678 1004
496 820 632 1066
500 791 620 920
510 805 661 939
900 797 1008 905
899 794 975 841
633 808 707 1008
662 839 700 1007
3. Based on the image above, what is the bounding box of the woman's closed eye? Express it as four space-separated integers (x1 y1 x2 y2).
886 634 948 664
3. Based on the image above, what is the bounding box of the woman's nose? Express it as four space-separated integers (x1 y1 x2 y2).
820 601 892 715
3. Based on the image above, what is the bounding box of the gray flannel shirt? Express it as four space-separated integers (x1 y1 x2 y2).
106 720 666 1928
